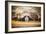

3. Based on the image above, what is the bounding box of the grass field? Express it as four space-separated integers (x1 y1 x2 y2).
12 20 41 28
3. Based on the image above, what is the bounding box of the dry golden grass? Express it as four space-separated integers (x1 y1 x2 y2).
12 20 41 27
